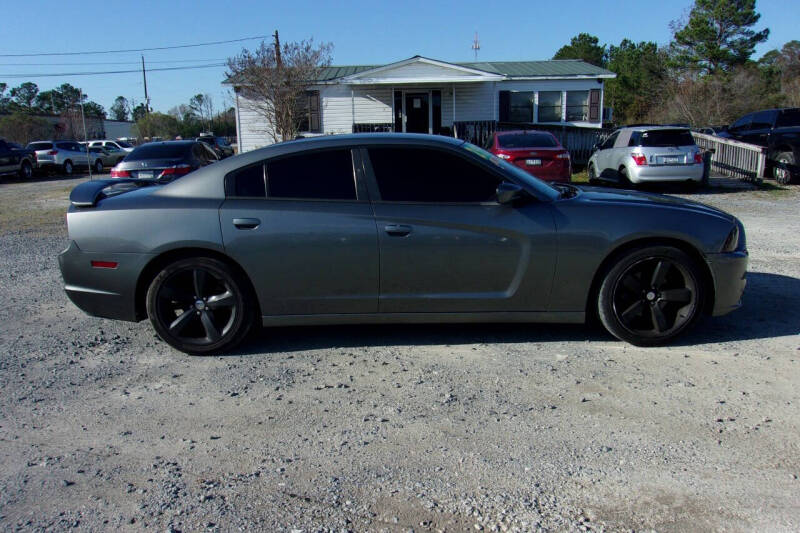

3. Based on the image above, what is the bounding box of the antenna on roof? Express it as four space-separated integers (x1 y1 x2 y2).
471 32 480 61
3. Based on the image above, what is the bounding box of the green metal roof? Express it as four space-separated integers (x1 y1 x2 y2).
317 65 379 80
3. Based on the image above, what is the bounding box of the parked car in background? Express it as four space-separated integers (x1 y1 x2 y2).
87 146 124 172
489 130 571 182
61 134 747 354
89 139 135 154
0 138 38 179
110 140 218 181
719 108 800 184
196 136 234 159
26 140 98 176
588 126 704 187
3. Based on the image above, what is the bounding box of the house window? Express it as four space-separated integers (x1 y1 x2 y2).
509 91 533 122
297 91 321 133
537 91 562 123
566 91 589 122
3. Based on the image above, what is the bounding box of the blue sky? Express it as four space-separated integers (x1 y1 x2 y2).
0 0 795 115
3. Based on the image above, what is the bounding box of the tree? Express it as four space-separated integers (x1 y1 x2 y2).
83 101 106 118
605 40 669 124
553 33 606 67
0 83 9 113
133 112 179 139
132 103 149 121
189 93 214 132
110 96 130 121
759 40 800 106
0 112 52 144
226 33 333 142
10 82 39 111
670 0 769 74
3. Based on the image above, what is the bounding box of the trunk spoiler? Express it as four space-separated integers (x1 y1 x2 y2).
69 179 154 207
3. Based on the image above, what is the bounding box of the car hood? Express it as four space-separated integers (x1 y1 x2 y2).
572 185 736 222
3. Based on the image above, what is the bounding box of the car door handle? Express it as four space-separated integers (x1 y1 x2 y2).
384 224 412 236
233 218 260 230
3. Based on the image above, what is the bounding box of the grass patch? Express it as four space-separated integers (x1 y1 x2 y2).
571 169 589 184
0 184 72 234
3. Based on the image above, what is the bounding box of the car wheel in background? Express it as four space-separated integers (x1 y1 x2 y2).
597 245 705 346
146 257 256 355
619 167 633 188
63 160 73 176
19 160 33 179
588 163 599 185
773 152 795 185
94 160 103 173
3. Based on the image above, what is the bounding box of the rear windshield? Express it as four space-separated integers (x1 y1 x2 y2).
497 133 558 148
777 109 800 128
632 129 695 147
28 142 53 150
127 143 189 160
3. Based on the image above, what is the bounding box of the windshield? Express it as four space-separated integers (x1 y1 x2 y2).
634 129 695 147
116 141 133 148
461 142 560 201
127 143 189 160
497 132 558 148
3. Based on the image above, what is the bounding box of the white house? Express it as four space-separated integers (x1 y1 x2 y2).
226 55 616 153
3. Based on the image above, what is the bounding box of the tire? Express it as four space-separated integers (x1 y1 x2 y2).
146 257 257 355
619 167 634 189
18 160 33 179
63 160 73 176
597 245 706 346
773 152 795 185
588 163 599 184
94 159 103 173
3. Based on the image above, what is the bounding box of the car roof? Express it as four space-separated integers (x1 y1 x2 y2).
615 125 691 132
137 140 197 147
495 130 556 136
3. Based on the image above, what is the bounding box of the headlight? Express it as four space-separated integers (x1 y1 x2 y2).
722 225 739 252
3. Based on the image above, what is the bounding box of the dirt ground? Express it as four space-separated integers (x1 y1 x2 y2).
0 174 798 532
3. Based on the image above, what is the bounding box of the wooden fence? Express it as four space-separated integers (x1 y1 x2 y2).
453 121 613 165
690 132 766 183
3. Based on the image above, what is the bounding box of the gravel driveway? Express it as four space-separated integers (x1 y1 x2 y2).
0 175 798 532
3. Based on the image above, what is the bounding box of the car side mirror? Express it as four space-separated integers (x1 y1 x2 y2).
496 181 525 205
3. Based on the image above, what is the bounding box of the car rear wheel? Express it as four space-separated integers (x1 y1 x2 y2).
619 167 634 188
63 160 73 176
19 160 32 179
773 152 795 185
597 245 705 346
94 159 103 173
146 257 256 355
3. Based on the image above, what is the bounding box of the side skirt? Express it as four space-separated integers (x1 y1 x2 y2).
261 311 585 327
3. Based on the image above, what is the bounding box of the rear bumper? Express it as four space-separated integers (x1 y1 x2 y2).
706 250 748 316
59 240 153 322
629 163 704 183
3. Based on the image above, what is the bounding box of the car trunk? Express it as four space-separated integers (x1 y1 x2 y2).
502 147 569 178
118 158 185 179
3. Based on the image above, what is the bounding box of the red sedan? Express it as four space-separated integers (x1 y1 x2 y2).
489 130 571 182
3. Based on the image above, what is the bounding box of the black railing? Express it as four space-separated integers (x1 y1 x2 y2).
453 121 614 166
353 123 394 133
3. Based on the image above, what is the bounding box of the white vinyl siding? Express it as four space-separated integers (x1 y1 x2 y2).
236 94 275 153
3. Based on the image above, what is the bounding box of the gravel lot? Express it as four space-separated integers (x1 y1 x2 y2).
0 174 798 532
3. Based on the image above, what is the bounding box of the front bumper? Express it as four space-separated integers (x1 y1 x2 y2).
706 250 748 316
59 240 153 322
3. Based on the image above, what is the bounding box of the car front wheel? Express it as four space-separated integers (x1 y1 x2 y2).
94 160 103 173
773 152 795 185
19 160 32 179
597 245 705 346
146 257 257 355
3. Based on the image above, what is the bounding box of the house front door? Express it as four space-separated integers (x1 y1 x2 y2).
405 93 429 133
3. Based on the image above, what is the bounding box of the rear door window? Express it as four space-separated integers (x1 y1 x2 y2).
28 142 53 151
266 149 356 200
368 146 500 203
750 110 777 129
636 130 695 147
229 164 266 197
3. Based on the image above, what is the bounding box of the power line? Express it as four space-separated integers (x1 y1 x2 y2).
0 58 228 66
0 35 267 57
1 62 227 78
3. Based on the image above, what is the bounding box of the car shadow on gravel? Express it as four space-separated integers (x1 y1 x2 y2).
232 272 798 355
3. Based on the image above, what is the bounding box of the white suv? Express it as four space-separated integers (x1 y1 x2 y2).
27 140 101 175
88 139 135 154
588 126 704 186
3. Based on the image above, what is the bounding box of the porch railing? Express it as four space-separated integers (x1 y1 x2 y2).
453 121 613 166
353 123 394 133
690 132 766 183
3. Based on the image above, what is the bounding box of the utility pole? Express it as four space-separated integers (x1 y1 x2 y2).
141 55 149 114
79 87 92 180
274 30 282 67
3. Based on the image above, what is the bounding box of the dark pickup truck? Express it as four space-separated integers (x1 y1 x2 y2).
721 108 800 184
0 138 37 179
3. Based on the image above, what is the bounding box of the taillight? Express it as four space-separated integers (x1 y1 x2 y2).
159 164 192 177
694 152 703 164
631 153 648 166
556 152 570 160
495 153 511 160
110 168 131 177
48 150 58 155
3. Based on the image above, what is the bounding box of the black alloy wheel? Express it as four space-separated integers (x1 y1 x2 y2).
146 257 255 354
19 160 32 179
598 246 704 346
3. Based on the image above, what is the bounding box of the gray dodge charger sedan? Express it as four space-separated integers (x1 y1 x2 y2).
59 134 747 354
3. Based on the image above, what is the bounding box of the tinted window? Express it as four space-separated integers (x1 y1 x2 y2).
369 147 500 203
497 133 558 148
750 110 777 129
635 130 695 147
117 141 133 148
601 131 619 150
266 150 356 200
729 114 752 130
57 142 78 151
216 137 230 146
231 164 266 197
128 143 190 160
776 109 800 128
28 142 53 150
